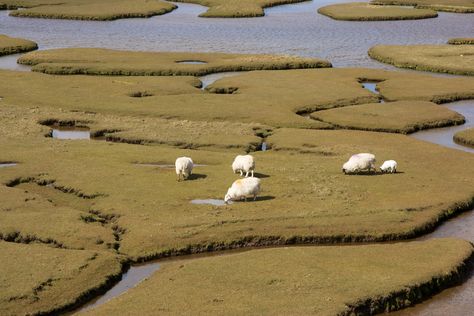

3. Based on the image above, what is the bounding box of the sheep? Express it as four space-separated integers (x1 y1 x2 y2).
232 154 255 177
380 160 397 173
342 153 376 174
224 177 261 204
175 156 193 181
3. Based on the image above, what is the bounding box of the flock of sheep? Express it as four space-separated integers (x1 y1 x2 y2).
175 153 397 204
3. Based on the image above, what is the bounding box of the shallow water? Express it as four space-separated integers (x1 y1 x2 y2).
361 82 379 95
410 100 474 154
0 162 17 168
191 199 227 206
51 127 90 140
78 262 161 313
199 71 244 90
0 53 30 71
1 1 473 68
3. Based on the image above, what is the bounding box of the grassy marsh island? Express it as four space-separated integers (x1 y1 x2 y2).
83 239 474 315
448 38 474 45
317 2 438 21
1 0 177 21
371 0 474 13
0 34 37 56
173 0 309 17
0 241 123 315
310 101 465 134
454 127 474 148
368 44 474 76
18 48 331 76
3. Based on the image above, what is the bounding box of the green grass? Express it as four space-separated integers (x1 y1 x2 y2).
18 48 331 76
369 44 474 76
318 2 437 21
173 0 309 17
2 66 474 313
0 241 123 315
311 100 465 134
84 239 473 315
448 38 474 45
4 0 177 21
0 34 37 56
454 127 474 148
371 0 474 13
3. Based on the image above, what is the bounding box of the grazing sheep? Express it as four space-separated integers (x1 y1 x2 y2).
380 160 397 173
175 156 193 181
342 153 376 174
224 177 261 204
232 154 255 177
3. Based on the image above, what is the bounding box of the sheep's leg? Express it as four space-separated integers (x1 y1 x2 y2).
177 173 181 182
253 194 257 201
245 171 249 177
239 170 243 177
251 170 254 177
244 196 247 202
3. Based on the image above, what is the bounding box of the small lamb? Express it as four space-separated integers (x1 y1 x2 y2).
232 154 255 177
380 160 397 173
175 156 193 181
342 153 376 174
224 177 261 204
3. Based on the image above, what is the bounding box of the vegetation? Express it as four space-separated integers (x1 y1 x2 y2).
18 48 331 76
2 66 474 313
369 44 474 76
318 2 437 21
84 239 474 315
454 127 474 148
371 0 474 13
173 0 309 18
448 38 474 45
311 101 465 134
0 34 37 56
0 241 123 315
2 0 177 21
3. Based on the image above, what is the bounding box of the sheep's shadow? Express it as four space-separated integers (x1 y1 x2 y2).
188 173 207 180
253 173 270 178
233 195 275 203
345 171 404 176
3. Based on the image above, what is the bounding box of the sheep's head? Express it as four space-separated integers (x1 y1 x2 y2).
224 188 234 204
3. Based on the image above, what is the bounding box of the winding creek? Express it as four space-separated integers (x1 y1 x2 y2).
1 0 474 314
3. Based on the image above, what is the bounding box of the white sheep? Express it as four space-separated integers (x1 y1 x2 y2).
342 153 376 174
232 154 255 177
380 160 397 173
224 177 261 204
175 157 193 181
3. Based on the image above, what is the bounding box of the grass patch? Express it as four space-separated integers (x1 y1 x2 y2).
4 0 177 21
448 38 474 45
83 239 473 315
18 48 331 76
0 241 123 315
454 127 474 148
318 2 437 21
0 34 37 56
311 100 465 134
371 0 474 13
173 0 309 18
369 44 474 76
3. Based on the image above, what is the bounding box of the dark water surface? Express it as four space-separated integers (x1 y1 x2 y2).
1 1 473 68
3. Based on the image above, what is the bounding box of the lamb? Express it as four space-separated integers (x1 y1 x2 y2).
224 177 261 204
380 160 397 173
175 156 193 181
232 154 255 177
342 153 376 174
